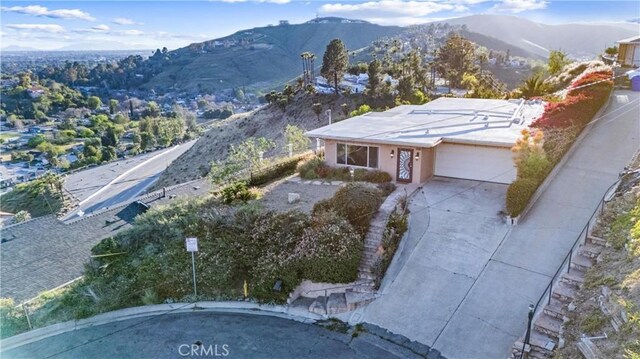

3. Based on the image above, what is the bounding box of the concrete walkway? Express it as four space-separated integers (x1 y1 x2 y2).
360 90 639 359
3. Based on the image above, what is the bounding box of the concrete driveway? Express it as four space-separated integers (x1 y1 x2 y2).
358 90 639 359
361 177 511 357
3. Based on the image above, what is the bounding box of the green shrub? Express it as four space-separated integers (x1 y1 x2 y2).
363 170 392 183
298 211 363 283
313 183 384 234
297 157 324 178
249 153 312 186
0 298 28 339
581 310 607 334
377 182 397 196
506 178 539 217
218 181 256 204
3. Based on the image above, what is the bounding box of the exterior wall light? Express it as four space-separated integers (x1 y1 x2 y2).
390 149 395 158
415 151 420 161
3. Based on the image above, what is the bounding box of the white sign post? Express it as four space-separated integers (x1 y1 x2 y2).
185 237 198 298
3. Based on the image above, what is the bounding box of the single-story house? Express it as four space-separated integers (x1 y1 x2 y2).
617 35 640 68
306 97 544 185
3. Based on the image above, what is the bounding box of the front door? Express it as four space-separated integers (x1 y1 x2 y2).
396 148 413 183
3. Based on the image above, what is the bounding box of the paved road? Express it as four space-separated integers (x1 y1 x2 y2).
62 141 195 220
2 312 420 359
359 90 639 358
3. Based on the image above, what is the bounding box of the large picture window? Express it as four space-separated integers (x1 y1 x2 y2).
336 143 379 168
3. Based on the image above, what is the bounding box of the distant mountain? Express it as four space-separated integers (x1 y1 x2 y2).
1 45 42 52
440 15 638 58
142 18 403 93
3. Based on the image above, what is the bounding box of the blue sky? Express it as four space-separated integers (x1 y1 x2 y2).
1 1 639 50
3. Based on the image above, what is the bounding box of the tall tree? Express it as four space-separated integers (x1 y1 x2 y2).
321 39 349 95
435 34 477 89
548 50 570 75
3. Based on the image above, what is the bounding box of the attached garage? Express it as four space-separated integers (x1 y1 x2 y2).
434 143 516 184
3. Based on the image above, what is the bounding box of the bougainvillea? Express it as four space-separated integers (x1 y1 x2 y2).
532 70 613 129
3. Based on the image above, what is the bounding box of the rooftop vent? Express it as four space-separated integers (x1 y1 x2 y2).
483 115 489 121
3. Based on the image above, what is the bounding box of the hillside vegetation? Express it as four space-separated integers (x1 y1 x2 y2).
152 93 358 189
143 19 402 93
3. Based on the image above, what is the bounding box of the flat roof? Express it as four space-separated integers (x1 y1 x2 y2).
306 97 545 148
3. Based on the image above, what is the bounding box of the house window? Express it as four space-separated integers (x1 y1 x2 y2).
336 143 379 168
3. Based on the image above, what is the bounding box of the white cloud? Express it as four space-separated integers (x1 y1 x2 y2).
91 24 110 32
112 17 143 26
117 29 145 36
0 5 95 21
490 0 548 13
319 1 466 18
6 23 66 33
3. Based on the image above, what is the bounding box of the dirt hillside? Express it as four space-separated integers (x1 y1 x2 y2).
152 93 359 189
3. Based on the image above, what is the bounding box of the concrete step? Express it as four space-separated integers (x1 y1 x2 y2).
326 293 348 315
309 296 327 315
560 269 585 287
587 235 607 247
534 314 563 339
552 282 577 303
345 291 376 310
358 272 376 281
578 243 603 259
543 301 566 320
570 254 593 271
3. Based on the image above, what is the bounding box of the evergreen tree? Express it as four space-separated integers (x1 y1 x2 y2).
321 39 349 95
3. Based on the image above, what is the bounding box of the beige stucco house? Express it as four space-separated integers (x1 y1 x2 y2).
306 97 544 185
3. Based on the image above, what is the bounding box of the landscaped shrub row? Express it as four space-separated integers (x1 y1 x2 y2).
248 152 314 187
506 68 614 217
298 157 392 183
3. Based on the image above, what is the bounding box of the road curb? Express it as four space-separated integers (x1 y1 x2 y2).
0 301 324 352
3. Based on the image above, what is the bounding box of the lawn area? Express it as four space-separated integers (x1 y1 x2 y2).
0 132 20 141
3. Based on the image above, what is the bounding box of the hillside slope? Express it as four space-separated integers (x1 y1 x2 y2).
442 15 638 58
143 19 402 94
151 94 358 189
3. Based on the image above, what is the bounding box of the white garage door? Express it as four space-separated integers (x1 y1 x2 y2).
434 143 516 184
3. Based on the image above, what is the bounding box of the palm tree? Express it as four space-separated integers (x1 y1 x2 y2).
519 74 549 99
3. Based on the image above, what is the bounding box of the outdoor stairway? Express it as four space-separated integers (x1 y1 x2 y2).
293 184 419 317
511 235 607 359
356 184 418 292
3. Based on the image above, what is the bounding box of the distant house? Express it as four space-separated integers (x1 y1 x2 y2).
617 35 640 67
279 20 289 26
27 87 45 99
306 98 544 185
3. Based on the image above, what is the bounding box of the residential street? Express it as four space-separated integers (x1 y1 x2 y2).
62 140 195 220
2 312 421 359
359 90 640 358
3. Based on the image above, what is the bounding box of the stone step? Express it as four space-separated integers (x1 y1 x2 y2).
543 301 566 320
534 314 563 339
570 254 593 271
560 269 586 287
326 293 348 315
552 282 577 303
587 235 607 247
513 332 556 358
578 243 603 259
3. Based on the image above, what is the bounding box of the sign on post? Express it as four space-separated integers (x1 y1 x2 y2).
185 237 198 252
185 237 198 299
